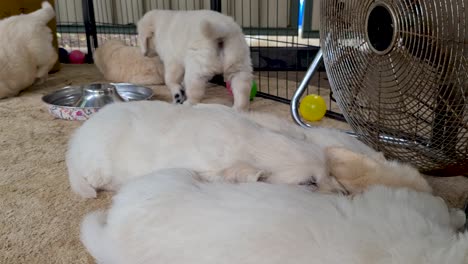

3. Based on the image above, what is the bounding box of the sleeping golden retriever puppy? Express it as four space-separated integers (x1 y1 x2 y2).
93 40 164 85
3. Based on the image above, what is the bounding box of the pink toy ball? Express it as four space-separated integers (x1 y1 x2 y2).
226 81 234 96
69 50 86 64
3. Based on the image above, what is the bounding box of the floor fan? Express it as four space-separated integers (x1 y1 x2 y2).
291 0 468 176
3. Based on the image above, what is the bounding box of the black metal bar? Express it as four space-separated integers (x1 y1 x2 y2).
210 0 221 12
82 0 98 63
256 92 291 104
324 110 347 122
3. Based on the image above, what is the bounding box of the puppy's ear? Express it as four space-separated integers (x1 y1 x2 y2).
374 151 386 162
219 161 270 183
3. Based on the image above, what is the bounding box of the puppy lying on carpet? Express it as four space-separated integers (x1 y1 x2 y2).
93 40 164 85
66 101 431 198
0 1 57 99
81 168 467 264
137 10 253 110
66 101 344 198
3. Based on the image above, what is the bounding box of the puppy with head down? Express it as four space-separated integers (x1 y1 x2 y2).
80 168 467 264
93 40 164 85
137 9 253 110
0 2 57 99
66 101 346 199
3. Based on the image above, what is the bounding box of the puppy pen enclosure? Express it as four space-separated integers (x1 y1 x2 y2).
54 0 345 120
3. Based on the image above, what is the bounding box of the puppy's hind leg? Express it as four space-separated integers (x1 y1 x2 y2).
35 47 58 84
183 65 210 106
0 81 19 99
230 71 252 112
164 62 186 104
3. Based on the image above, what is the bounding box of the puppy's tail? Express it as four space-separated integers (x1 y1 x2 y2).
201 20 238 40
81 211 114 263
30 1 56 24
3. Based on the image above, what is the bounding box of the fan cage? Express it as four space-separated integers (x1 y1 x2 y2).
320 0 468 175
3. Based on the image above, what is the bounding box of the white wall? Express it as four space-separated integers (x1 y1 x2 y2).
55 0 84 23
221 0 291 28
55 0 296 29
310 0 319 31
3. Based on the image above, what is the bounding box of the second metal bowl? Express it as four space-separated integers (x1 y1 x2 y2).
42 83 154 121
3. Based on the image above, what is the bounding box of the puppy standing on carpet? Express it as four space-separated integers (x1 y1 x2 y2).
0 1 58 99
93 40 165 85
137 10 253 111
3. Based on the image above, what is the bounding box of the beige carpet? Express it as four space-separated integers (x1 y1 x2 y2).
0 64 467 264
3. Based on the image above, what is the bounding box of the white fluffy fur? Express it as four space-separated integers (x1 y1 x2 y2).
81 169 468 264
244 111 385 159
66 101 345 198
243 112 432 193
137 10 253 110
93 40 164 85
0 2 57 99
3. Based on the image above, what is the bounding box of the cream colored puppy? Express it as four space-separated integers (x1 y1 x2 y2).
66 101 346 199
0 2 57 99
80 169 467 264
137 10 253 110
93 40 164 85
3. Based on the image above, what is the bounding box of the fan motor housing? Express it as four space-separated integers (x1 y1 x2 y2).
365 2 397 55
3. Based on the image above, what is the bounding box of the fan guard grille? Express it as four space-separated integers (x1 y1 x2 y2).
320 0 468 175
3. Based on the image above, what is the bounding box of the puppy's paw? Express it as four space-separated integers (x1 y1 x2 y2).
220 162 269 183
173 89 186 104
182 100 195 106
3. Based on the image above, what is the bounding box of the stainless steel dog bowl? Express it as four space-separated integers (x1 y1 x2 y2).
74 83 126 108
42 83 154 121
